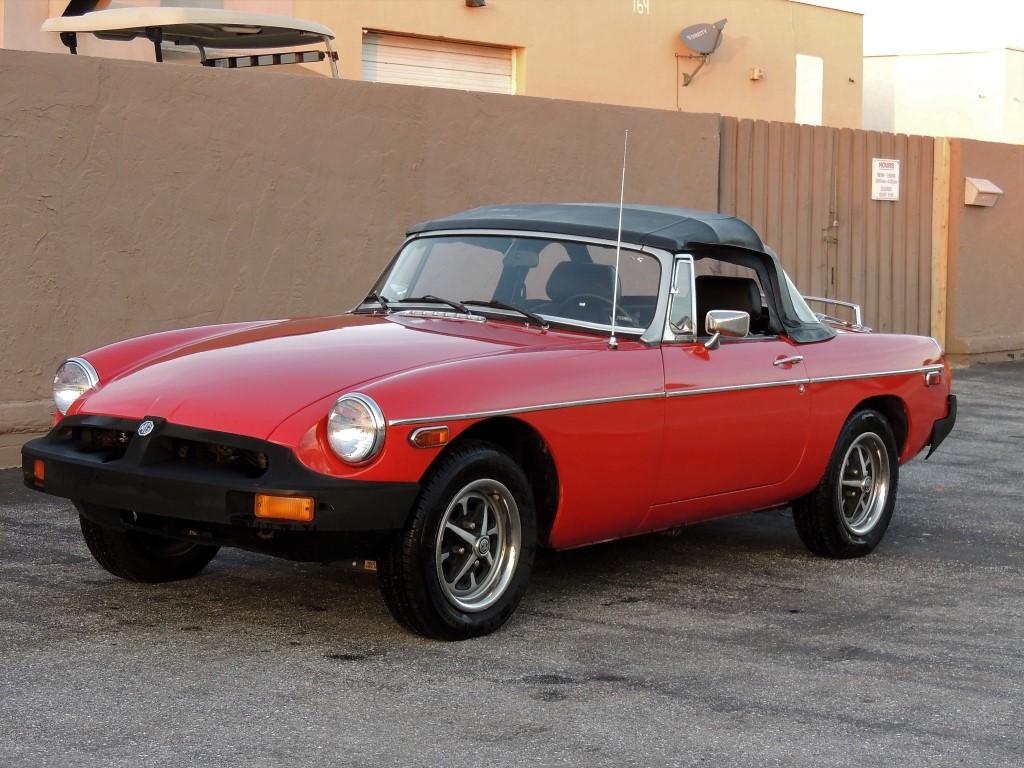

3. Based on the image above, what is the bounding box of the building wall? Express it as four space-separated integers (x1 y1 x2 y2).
1002 49 1024 145
864 49 1024 144
298 0 863 127
0 0 864 128
945 139 1024 361
0 48 721 464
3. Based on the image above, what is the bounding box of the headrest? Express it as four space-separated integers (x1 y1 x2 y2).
545 261 616 304
695 275 762 334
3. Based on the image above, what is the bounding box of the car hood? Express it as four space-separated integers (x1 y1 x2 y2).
77 314 547 438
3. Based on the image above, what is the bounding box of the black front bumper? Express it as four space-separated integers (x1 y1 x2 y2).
22 415 419 536
925 394 957 460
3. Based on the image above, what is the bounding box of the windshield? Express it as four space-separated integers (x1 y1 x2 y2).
371 235 662 332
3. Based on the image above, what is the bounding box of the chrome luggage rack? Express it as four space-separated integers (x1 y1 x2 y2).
803 296 870 330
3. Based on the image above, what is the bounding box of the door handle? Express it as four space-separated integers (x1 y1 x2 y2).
773 355 804 367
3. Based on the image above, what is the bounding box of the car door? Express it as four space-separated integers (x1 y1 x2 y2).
654 257 810 506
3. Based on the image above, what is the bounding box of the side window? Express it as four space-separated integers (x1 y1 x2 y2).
693 259 770 336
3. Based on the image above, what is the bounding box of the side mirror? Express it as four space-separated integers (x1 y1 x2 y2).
704 309 750 350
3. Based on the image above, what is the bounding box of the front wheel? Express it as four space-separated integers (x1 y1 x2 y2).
378 440 537 640
77 504 220 582
792 409 900 558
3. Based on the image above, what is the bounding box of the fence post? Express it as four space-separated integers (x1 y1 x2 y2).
930 137 951 346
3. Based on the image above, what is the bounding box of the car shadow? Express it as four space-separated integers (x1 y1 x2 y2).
53 508 808 645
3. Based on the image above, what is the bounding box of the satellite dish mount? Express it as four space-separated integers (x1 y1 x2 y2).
677 18 727 86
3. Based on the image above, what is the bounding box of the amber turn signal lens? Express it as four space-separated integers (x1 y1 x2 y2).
410 426 450 449
254 494 315 522
33 459 45 484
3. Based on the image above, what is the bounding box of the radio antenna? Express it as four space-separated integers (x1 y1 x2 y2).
609 129 629 350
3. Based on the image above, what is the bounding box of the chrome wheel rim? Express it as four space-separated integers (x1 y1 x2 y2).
837 432 891 536
434 478 521 613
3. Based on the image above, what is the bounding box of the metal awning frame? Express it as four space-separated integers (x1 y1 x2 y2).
45 8 339 77
57 27 339 78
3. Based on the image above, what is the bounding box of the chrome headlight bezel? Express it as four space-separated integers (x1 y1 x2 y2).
326 393 386 465
53 357 100 415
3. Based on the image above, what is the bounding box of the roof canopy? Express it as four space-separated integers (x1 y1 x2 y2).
42 7 335 49
408 204 767 253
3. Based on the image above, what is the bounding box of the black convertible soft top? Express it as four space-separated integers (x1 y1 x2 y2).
408 204 766 253
408 203 833 343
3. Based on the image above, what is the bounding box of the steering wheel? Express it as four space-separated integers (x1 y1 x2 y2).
554 293 636 326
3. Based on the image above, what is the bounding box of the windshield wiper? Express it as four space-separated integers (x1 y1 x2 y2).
462 299 549 329
396 294 473 315
362 291 391 312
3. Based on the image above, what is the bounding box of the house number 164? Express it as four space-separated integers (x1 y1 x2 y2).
632 0 650 15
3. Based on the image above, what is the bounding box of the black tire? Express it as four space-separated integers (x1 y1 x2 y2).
792 408 900 559
77 505 220 583
378 440 537 640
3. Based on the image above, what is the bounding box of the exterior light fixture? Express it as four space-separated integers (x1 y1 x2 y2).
466 0 486 7
964 177 1003 207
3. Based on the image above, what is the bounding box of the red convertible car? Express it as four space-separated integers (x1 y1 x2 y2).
23 204 956 639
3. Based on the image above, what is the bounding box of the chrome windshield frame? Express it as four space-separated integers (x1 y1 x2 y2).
365 229 677 345
661 254 697 343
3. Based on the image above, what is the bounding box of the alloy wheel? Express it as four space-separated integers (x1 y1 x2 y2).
836 431 891 536
434 478 522 612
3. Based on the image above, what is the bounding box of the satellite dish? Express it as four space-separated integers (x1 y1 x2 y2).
679 18 727 55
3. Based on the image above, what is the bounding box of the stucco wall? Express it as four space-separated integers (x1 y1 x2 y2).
3 0 863 128
0 48 721 463
864 51 1024 144
945 139 1024 361
295 0 866 128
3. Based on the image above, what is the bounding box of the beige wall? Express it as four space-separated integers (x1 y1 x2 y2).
298 0 862 127
865 50 1024 144
0 48 720 464
945 139 1024 362
1 0 863 128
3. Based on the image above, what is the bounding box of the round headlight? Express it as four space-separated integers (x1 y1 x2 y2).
53 358 100 415
326 393 385 464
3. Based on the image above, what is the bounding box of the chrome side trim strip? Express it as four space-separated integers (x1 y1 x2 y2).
388 391 664 427
387 365 944 426
666 379 806 398
808 364 943 384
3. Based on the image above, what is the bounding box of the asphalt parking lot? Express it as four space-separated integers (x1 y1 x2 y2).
1 362 1021 768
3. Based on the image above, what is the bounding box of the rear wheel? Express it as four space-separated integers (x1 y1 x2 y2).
77 504 220 582
792 409 899 558
378 440 536 640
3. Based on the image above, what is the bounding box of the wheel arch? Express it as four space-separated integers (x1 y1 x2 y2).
422 417 560 545
850 395 908 455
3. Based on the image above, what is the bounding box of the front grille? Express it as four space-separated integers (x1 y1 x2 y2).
163 437 269 478
58 425 133 462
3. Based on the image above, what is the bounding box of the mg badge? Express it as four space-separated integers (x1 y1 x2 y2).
137 420 155 437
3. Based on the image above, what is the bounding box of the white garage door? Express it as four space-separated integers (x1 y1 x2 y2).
361 32 515 94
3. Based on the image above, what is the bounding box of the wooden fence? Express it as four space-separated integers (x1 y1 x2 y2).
719 118 935 335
